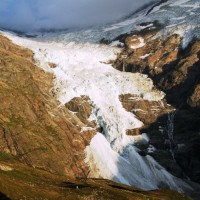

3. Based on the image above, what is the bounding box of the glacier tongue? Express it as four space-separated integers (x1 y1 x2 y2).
86 133 191 191
2 31 192 193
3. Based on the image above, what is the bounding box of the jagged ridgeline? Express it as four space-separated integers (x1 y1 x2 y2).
0 0 200 199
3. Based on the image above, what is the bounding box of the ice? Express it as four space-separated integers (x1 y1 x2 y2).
86 133 192 192
170 0 191 7
3 31 163 153
140 53 152 59
80 127 96 133
110 40 124 47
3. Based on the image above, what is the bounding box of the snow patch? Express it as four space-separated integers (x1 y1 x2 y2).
147 145 156 154
130 37 145 50
81 127 95 133
110 40 124 47
140 53 152 59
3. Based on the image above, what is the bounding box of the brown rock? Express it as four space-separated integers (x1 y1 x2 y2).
119 94 172 128
188 84 200 107
65 96 93 125
48 62 57 68
126 129 141 136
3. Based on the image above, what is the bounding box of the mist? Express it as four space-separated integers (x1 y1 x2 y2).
0 0 153 32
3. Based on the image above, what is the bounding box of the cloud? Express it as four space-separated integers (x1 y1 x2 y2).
0 0 152 32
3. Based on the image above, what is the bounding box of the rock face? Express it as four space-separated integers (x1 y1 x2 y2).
0 35 95 179
65 96 93 125
114 23 200 183
119 94 172 128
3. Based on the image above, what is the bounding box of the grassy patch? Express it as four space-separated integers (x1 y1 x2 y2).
36 146 48 152
46 125 59 138
0 152 14 161
9 114 25 127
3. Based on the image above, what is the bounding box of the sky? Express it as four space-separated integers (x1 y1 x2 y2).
0 0 152 32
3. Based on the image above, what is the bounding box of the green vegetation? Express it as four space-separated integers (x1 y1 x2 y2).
9 114 25 126
0 161 192 200
0 152 14 161
46 125 59 138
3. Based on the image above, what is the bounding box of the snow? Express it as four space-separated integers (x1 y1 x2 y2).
140 53 152 59
110 40 124 47
86 133 192 192
147 145 156 154
138 23 154 30
81 127 95 133
0 164 13 172
166 21 186 28
170 0 191 7
148 1 172 14
133 133 149 143
130 37 145 50
171 16 186 20
132 109 147 113
102 11 145 34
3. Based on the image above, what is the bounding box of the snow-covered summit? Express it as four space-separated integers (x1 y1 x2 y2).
22 0 199 46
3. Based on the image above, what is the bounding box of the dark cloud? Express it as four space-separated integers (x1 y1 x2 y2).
0 0 152 32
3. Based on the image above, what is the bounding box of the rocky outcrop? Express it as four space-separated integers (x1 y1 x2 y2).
115 32 200 108
188 85 200 107
65 96 93 126
119 94 172 128
0 35 95 179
